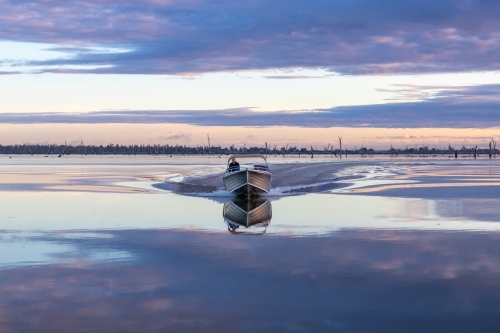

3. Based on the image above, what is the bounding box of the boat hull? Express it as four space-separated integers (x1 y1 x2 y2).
223 169 271 195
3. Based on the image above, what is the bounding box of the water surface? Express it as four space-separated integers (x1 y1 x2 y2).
1 156 500 332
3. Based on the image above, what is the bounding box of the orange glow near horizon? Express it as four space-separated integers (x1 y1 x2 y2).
0 123 499 150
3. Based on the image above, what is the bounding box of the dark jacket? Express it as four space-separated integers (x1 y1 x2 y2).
228 162 240 171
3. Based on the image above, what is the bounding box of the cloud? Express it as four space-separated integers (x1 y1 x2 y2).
157 132 192 141
0 70 22 75
262 75 331 80
3 0 500 74
2 84 500 128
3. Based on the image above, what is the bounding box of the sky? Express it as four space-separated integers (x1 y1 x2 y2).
1 0 500 148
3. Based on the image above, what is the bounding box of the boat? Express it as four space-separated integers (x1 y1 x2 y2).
223 197 272 233
223 154 271 196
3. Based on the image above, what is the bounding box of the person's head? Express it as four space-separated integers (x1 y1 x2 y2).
231 157 236 163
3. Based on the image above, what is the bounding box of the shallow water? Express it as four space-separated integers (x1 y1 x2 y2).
1 156 500 332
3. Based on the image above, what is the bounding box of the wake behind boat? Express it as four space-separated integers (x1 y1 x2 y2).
223 154 271 196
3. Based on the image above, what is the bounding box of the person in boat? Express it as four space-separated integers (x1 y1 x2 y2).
228 157 240 172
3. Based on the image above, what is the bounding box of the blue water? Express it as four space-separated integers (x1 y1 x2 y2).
1 156 500 332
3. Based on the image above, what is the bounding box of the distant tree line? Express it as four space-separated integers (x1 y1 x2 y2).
0 143 269 155
0 142 497 157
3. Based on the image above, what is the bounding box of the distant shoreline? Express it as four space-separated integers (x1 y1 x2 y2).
0 143 497 157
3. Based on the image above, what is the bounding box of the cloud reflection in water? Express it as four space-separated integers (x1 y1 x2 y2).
1 228 500 332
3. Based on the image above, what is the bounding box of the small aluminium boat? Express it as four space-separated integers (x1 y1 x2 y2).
223 154 271 196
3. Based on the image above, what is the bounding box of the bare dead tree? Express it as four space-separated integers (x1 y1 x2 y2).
207 134 211 155
338 136 342 159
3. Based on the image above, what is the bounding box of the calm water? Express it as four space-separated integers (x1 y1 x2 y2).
1 155 500 332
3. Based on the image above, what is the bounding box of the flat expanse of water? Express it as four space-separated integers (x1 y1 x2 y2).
1 155 500 332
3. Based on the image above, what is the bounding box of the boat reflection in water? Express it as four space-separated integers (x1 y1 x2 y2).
223 197 272 234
